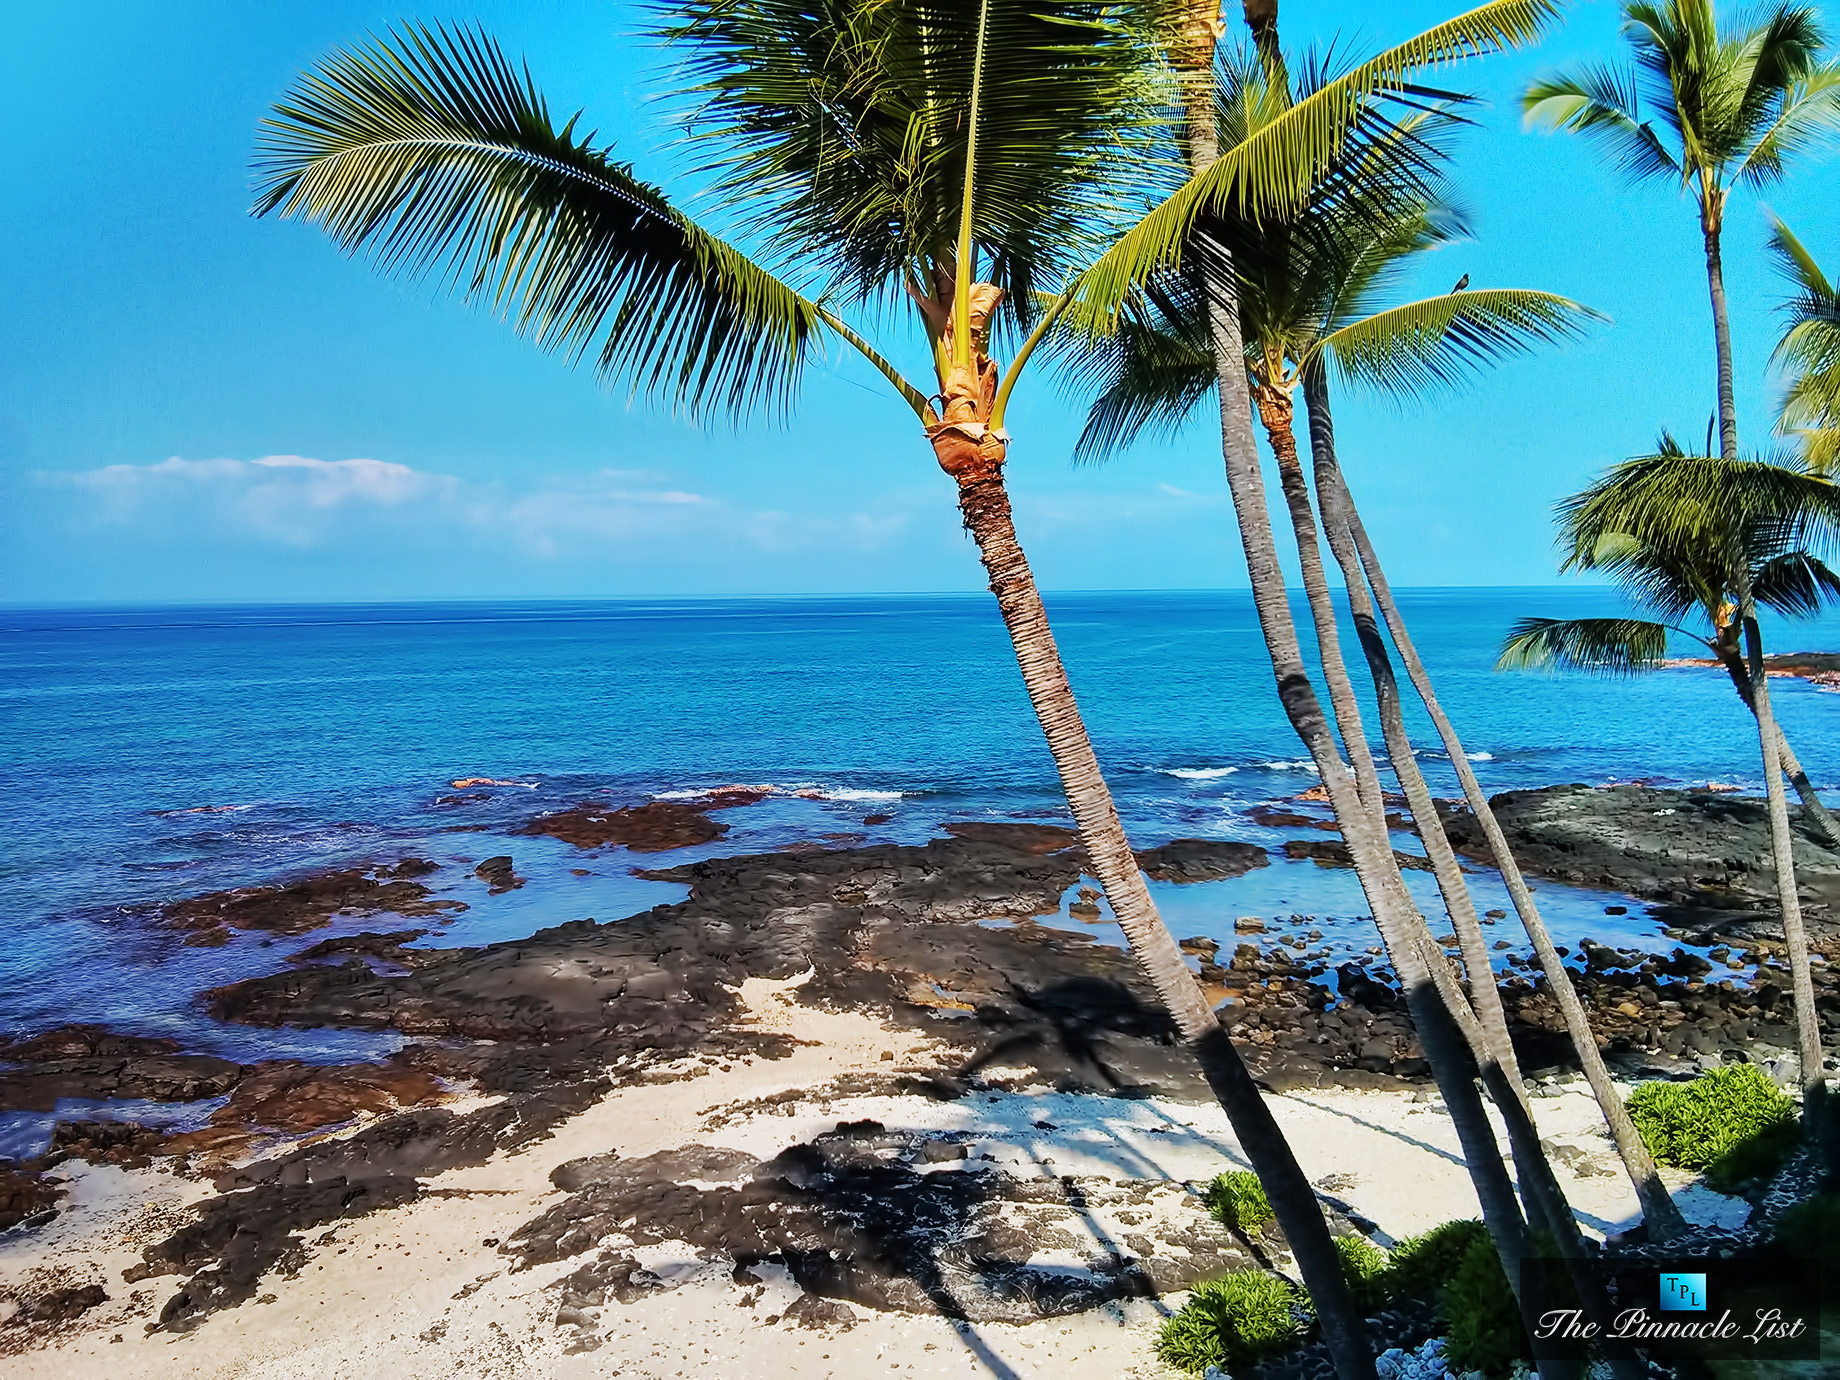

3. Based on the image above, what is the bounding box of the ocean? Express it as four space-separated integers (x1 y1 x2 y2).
4 587 1838 1149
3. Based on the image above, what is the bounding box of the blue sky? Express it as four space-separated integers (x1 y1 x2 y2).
3 0 1838 604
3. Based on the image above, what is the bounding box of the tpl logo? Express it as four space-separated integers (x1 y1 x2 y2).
1660 1272 1708 1312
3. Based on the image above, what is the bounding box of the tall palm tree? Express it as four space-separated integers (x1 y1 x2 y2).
1523 0 1840 461
254 7 1558 1372
1501 434 1840 845
1074 21 1650 1366
1503 449 1840 1160
1769 216 1840 472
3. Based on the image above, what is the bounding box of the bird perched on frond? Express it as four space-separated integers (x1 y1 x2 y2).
1450 273 1470 293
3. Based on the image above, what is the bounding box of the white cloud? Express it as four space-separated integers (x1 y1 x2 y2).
38 454 912 562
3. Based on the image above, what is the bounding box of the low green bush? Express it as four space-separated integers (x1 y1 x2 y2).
1440 1233 1528 1379
1155 1270 1303 1375
1334 1232 1390 1309
1203 1169 1275 1236
1377 1218 1492 1303
1625 1064 1799 1187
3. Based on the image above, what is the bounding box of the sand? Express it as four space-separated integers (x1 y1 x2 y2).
0 974 1746 1380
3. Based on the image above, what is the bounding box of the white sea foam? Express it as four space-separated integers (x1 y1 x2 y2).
1257 759 1321 774
1466 751 1494 762
1165 766 1239 780
653 783 902 803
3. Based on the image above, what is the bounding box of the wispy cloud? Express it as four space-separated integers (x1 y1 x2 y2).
39 454 910 561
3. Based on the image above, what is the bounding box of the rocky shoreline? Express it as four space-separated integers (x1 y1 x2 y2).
2 781 1836 1360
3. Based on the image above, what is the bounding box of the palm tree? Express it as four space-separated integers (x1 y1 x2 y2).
253 7 1558 1371
1502 448 1840 1160
1502 434 1840 846
1769 216 1840 472
1523 0 1840 461
1073 24 1654 1363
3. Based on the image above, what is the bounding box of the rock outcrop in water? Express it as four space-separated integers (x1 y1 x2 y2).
1435 783 1840 940
160 859 461 943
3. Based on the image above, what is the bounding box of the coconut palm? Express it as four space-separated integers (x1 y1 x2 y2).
254 7 1563 1371
1068 32 1655 1360
1523 0 1840 461
1501 435 1840 845
1503 448 1840 1157
1769 216 1840 472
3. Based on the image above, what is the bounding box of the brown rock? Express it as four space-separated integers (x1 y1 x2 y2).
939 821 1079 854
0 1167 62 1232
208 1061 444 1134
519 801 729 852
162 860 460 937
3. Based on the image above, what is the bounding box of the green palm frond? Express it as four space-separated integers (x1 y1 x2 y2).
252 22 826 419
1061 277 1216 461
660 0 1167 332
1314 289 1602 397
1751 549 1840 617
1560 451 1840 562
1070 0 1565 329
1767 216 1840 470
1524 1 1839 196
1496 617 1673 673
1521 62 1681 182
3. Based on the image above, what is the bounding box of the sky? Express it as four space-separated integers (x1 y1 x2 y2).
3 0 1838 604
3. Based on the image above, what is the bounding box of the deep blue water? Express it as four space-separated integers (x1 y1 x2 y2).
4 589 1838 1095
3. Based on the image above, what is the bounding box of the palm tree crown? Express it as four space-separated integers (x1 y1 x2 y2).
1769 217 1840 472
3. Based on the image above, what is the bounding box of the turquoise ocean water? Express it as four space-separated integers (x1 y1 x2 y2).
3 588 1836 1151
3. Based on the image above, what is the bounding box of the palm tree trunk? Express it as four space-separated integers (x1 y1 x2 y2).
1741 612 1829 1161
1303 370 1688 1241
1703 198 1740 461
930 421 1376 1378
1240 377 1547 1297
1715 652 1840 847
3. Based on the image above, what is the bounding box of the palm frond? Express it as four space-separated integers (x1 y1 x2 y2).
1751 549 1840 617
1734 65 1840 184
659 0 1168 332
1314 289 1602 398
1521 62 1681 182
1063 284 1216 461
1766 215 1840 470
253 22 824 419
1496 616 1672 673
1069 0 1565 329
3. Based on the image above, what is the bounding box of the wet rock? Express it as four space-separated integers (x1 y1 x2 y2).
162 860 461 937
473 856 525 893
0 1025 182 1061
863 813 894 827
287 929 436 968
1436 784 1840 940
1135 840 1270 883
36 1120 176 1170
205 1061 444 1134
1179 936 1220 959
0 1168 62 1232
4 1283 106 1325
0 1052 243 1112
518 800 729 852
939 821 1078 854
1281 840 1435 873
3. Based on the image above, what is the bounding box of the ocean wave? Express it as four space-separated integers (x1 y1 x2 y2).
654 782 903 804
1256 759 1321 774
1466 752 1494 762
1165 766 1239 781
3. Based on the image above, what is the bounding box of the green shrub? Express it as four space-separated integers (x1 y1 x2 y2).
1441 1234 1528 1379
1377 1218 1492 1303
1626 1064 1799 1186
1154 1270 1304 1375
1334 1232 1390 1309
1203 1170 1275 1236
